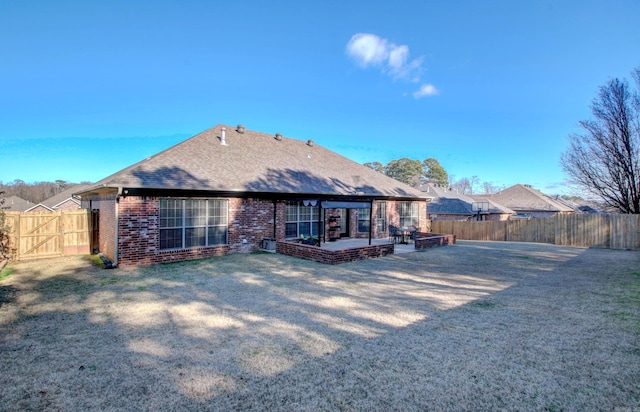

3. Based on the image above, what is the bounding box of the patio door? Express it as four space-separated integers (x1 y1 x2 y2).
339 208 349 237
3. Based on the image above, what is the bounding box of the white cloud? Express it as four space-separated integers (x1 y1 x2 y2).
413 84 439 99
346 33 389 67
346 33 437 98
387 44 409 70
346 33 424 81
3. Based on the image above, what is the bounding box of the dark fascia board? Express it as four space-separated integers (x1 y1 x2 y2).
117 187 426 203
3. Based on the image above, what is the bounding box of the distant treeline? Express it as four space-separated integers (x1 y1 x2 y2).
0 180 92 204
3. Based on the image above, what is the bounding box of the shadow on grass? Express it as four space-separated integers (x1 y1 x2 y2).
1 243 639 410
0 285 17 308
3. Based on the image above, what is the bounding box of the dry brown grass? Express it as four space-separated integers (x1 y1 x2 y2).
1 241 639 411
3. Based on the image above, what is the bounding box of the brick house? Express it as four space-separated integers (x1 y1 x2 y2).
473 184 578 218
76 124 429 267
25 184 91 212
422 183 514 221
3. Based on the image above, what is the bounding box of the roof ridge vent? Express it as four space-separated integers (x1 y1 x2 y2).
307 139 314 147
236 124 245 134
275 133 283 141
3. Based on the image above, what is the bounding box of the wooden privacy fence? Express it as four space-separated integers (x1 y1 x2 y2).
430 214 640 250
4 210 91 261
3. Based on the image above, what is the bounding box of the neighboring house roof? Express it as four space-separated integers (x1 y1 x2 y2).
24 184 91 212
78 124 427 200
475 184 576 213
423 184 514 216
1 196 35 211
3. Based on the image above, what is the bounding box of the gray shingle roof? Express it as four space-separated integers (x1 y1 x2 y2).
42 184 90 208
1 196 35 211
80 124 426 199
475 184 575 213
424 184 514 215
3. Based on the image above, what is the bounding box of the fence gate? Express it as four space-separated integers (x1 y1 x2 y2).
6 210 91 261
16 212 62 260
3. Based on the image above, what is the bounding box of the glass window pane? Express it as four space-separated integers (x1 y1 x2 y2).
299 206 311 221
185 199 207 227
311 221 321 237
377 202 387 234
207 226 227 246
299 222 311 237
400 202 418 228
185 227 206 247
286 205 298 222
208 200 228 226
285 222 298 238
160 228 182 249
160 199 183 228
358 208 370 233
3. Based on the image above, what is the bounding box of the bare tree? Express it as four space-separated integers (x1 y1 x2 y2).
561 67 640 213
481 181 503 194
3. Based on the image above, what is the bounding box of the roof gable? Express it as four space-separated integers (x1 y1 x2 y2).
81 125 426 199
42 184 90 208
423 184 514 215
478 184 575 213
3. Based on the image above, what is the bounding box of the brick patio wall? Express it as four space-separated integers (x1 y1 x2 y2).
414 232 456 249
276 240 395 264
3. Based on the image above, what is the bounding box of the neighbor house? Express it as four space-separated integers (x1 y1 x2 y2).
474 184 577 218
76 124 429 267
422 183 514 221
25 184 91 212
1 196 35 212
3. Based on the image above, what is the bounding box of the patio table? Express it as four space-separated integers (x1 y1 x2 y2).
399 227 412 244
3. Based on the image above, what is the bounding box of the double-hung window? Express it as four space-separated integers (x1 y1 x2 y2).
285 203 321 238
399 201 418 228
376 202 387 234
357 208 370 233
160 199 228 250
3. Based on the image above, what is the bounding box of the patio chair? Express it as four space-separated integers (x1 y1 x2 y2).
388 225 402 244
408 226 418 243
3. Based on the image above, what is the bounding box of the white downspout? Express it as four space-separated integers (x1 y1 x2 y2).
114 187 122 267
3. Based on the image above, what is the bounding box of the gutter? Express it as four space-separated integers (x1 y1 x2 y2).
113 187 124 267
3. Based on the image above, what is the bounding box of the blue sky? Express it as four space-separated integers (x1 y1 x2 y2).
1 0 638 195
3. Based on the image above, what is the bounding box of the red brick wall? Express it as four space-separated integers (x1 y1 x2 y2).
228 198 276 252
83 195 428 267
276 240 395 264
414 233 456 249
116 196 278 266
53 199 81 211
